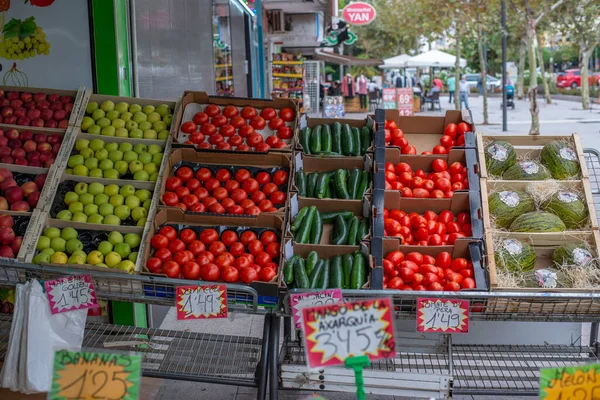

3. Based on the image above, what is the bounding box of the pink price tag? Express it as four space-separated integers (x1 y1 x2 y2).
44 274 98 314
290 289 343 329
416 298 469 333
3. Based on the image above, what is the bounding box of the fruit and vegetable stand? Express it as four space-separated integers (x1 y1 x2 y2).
0 87 598 400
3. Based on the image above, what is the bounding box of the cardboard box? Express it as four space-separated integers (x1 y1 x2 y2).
476 132 587 179
158 148 292 215
142 209 285 296
0 85 87 132
381 110 475 153
296 115 375 153
172 91 299 152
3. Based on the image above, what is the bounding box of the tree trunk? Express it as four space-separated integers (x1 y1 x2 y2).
579 43 593 110
517 39 526 100
536 34 551 104
527 22 539 135
477 25 488 124
454 27 462 109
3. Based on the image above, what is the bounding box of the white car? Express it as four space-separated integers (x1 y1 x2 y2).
464 74 501 92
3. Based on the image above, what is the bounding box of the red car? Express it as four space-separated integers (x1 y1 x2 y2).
556 69 600 89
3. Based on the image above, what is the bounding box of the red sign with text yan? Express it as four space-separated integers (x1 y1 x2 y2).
342 2 376 25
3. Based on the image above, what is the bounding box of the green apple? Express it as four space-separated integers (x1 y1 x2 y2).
128 252 138 262
103 143 116 152
108 150 124 163
105 184 120 196
152 153 164 165
103 169 119 179
148 172 158 182
108 231 124 245
33 253 51 265
61 228 78 242
89 139 105 151
152 121 167 132
44 227 61 239
68 155 84 168
87 250 104 265
51 252 68 264
163 114 173 127
68 254 86 264
76 139 90 151
136 217 147 226
129 128 143 139
94 193 109 206
95 148 109 161
138 121 152 131
143 130 158 140
72 212 88 223
72 165 89 176
133 144 148 154
125 195 140 209
50 237 66 252
131 206 147 221
133 111 147 124
135 171 151 181
135 189 151 202
158 130 169 140
56 210 73 220
114 242 131 258
81 116 95 131
115 128 129 138
119 142 133 152
111 118 125 130
106 110 120 121
96 263 108 268
129 160 143 174
115 260 135 273
115 102 129 113
99 159 114 171
98 241 113 255
110 194 124 207
36 236 51 250
84 157 98 170
120 112 132 122
87 125 101 135
74 182 88 195
41 247 55 256
101 126 116 136
98 203 114 217
144 163 157 175
147 112 161 124
105 251 122 268
88 214 103 224
80 149 95 160
145 144 160 155
101 100 115 112
156 104 171 117
89 168 103 178
143 199 152 210
66 238 83 254
129 104 142 113
103 215 121 226
139 153 154 165
125 120 138 131
123 151 138 163
120 184 135 197
64 192 79 205
91 108 105 121
79 193 94 206
114 205 130 220
97 117 111 129
114 160 128 175
124 233 141 249
84 203 98 216
68 201 84 214
88 182 105 196
143 105 155 115
86 101 99 114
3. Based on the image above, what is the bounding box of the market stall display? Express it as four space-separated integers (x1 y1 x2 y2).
271 53 304 112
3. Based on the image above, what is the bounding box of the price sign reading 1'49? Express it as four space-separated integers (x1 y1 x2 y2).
44 274 98 314
417 298 469 333
540 364 600 400
301 298 395 369
49 350 141 400
176 285 227 320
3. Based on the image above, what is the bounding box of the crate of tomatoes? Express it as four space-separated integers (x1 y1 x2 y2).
159 149 291 216
143 209 284 296
173 91 298 153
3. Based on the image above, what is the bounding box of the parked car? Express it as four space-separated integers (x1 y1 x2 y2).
463 74 501 92
556 69 600 89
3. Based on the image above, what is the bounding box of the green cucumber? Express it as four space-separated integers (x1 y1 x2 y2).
315 151 341 156
351 127 361 156
321 125 332 152
291 206 309 232
347 168 361 199
356 171 370 199
341 124 354 156
350 251 367 289
332 122 342 153
307 172 318 198
294 257 310 289
309 259 324 289
283 255 298 285
332 215 349 245
300 127 312 154
360 126 371 155
317 259 330 289
295 168 307 197
310 125 322 153
347 216 360 245
310 209 323 244
306 251 319 277
328 178 337 198
342 254 353 289
321 210 354 223
296 206 316 243
324 182 331 198
333 169 351 199
330 255 343 289
315 172 330 199
357 218 368 241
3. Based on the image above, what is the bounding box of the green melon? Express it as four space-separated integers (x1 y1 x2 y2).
522 268 571 289
494 238 536 272
485 141 516 176
502 161 552 180
540 141 581 180
552 243 594 267
541 191 588 229
488 190 536 229
509 212 566 232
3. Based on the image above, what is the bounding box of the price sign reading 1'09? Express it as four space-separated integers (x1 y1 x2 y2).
176 285 228 320
417 298 469 333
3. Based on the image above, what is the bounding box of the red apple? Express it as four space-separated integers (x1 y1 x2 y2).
40 109 53 121
36 142 52 153
37 100 50 110
0 178 17 191
6 91 18 101
27 108 40 120
0 129 4 137
64 103 74 113
16 117 30 126
10 236 22 254
13 108 25 118
20 92 32 103
21 181 37 196
60 95 73 104
23 140 36 153
0 169 12 183
14 158 27 166
4 186 23 204
57 120 68 129
34 174 47 189
39 151 53 163
45 120 58 128
0 245 14 258
53 110 66 121
0 197 8 210
0 147 11 158
52 143 60 154
3 116 16 125
0 226 15 245
33 93 46 103
28 160 41 167
8 139 21 148
0 98 9 107
9 99 22 109
6 129 19 140
0 156 13 164
34 133 47 143
1 107 13 117
43 157 55 168
50 101 63 112
48 94 59 103
0 138 7 147
9 201 28 212
28 151 40 162
31 118 44 127
27 191 39 208
23 101 35 110
12 148 25 159
20 130 33 141
0 215 13 228
47 134 61 145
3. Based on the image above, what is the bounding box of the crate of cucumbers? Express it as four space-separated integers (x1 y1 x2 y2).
297 117 374 156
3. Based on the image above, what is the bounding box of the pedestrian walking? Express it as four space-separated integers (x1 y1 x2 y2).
459 75 470 110
447 75 456 103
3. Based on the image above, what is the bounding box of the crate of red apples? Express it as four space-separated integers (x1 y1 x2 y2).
0 127 66 169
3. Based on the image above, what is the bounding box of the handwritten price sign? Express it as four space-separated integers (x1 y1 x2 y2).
397 88 413 116
417 298 469 333
45 274 98 314
50 350 141 400
301 297 395 369
290 289 343 329
540 364 600 400
176 285 227 320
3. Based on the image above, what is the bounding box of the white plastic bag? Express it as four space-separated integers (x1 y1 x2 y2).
25 280 87 393
0 281 29 391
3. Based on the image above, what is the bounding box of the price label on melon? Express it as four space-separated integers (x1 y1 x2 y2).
49 350 141 400
290 288 342 329
176 285 227 320
540 364 600 400
301 297 395 369
416 298 469 333
45 274 98 314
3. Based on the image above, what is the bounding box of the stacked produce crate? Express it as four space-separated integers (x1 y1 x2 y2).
478 133 600 308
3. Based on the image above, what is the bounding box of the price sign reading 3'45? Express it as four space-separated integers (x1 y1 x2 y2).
417 298 469 333
49 350 141 400
45 274 98 314
301 298 395 369
176 285 227 320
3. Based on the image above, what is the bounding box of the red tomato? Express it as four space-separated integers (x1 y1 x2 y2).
438 210 454 224
221 198 235 209
157 226 176 241
151 234 169 249
440 135 453 148
457 122 470 135
268 117 284 131
255 143 271 153
434 252 450 268
259 267 277 282
413 188 430 198
186 240 205 256
208 241 226 256
423 273 440 286
230 188 248 204
155 248 172 262
400 187 413 197
181 121 197 134
167 239 185 254
199 229 219 244
432 145 447 154
277 126 292 140
254 251 272 267
269 191 286 205
240 231 258 245
200 263 220 281
209 133 225 145
406 252 424 265
211 168 230 182
279 107 295 122
230 115 245 128
222 180 239 192
399 267 415 282
205 104 221 117
446 222 462 234
165 177 182 192
385 250 405 266
259 199 274 211
451 258 468 271
444 123 457 138
180 261 200 280
452 182 464 191
247 239 264 255
201 123 217 136
212 114 228 128
219 105 237 118
247 133 264 147
383 260 395 277
238 125 255 138
162 261 181 278
387 277 404 289
241 106 257 120
207 203 225 215
175 167 193 182
220 124 236 137
260 108 277 121
427 234 442 245
190 132 205 144
461 278 476 289
220 266 238 282
434 178 451 192
220 230 238 246
240 199 255 209
422 179 435 192
242 178 260 194
402 145 417 155
178 228 196 244
265 242 280 259
197 142 212 149
384 218 401 234
250 116 266 130
194 168 211 182
146 257 162 273
265 135 280 147
272 170 289 186
251 191 266 204
444 282 461 291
